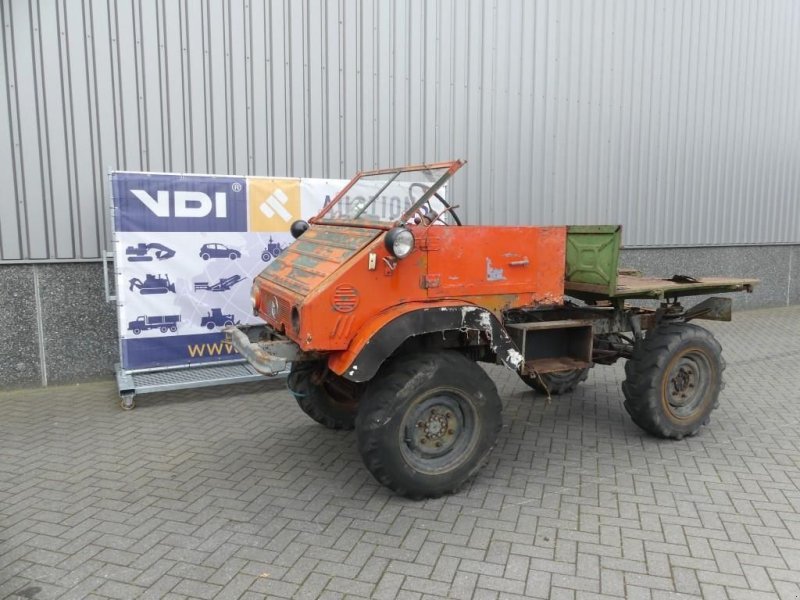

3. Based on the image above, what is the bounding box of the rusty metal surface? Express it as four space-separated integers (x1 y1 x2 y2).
258 225 378 297
525 357 592 374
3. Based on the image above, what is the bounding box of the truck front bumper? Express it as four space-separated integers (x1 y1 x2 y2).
225 326 304 376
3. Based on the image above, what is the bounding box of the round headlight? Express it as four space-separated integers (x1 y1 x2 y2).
290 219 309 239
385 227 415 258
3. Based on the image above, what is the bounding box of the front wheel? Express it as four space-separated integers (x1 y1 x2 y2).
519 367 591 395
288 361 361 430
622 322 724 439
356 351 502 499
261 252 271 262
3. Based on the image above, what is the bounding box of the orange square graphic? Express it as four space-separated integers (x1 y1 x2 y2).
248 178 301 232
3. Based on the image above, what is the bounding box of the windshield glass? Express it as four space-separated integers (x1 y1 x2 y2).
318 166 452 223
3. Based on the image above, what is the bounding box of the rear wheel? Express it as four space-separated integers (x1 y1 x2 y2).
519 367 591 395
622 322 724 439
356 351 502 499
288 361 361 430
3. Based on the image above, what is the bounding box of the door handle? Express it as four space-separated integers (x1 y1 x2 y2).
508 259 529 267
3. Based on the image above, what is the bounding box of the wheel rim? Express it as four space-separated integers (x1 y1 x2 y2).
399 389 478 474
662 349 712 419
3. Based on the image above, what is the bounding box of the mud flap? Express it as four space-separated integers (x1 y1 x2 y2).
684 297 732 322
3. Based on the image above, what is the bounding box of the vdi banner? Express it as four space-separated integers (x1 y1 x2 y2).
112 171 345 370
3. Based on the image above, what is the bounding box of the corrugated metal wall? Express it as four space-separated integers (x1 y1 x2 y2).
2 0 799 261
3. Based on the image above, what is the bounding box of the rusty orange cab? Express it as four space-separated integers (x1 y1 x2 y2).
229 160 757 499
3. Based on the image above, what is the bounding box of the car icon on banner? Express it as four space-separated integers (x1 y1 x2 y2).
199 243 241 260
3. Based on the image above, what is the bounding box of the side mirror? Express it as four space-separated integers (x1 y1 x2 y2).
290 220 309 239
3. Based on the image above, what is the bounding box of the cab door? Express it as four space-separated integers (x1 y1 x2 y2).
422 226 567 305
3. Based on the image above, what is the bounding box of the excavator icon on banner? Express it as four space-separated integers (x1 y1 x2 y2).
125 242 176 262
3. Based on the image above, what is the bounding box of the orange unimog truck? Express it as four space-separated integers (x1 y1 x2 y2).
228 160 757 499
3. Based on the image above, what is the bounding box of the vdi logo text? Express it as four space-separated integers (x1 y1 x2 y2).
113 173 247 232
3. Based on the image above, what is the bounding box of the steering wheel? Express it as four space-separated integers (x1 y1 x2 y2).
408 184 462 226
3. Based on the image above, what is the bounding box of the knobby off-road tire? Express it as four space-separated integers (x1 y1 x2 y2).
519 367 591 395
622 322 724 439
288 361 360 430
355 351 503 499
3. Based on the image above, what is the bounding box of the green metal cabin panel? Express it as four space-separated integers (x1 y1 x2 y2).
565 226 622 296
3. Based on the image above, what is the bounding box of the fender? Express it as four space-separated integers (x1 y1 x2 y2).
328 300 525 383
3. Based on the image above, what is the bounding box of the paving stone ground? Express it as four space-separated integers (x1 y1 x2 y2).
2 306 800 600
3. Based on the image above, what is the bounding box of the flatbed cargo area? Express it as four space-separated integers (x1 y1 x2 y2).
566 274 759 301
564 225 757 301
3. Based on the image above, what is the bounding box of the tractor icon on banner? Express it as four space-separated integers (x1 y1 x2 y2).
261 237 287 262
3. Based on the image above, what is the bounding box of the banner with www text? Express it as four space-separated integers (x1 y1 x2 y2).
112 171 348 371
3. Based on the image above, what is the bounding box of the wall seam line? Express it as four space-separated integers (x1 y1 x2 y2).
787 247 793 307
32 265 48 386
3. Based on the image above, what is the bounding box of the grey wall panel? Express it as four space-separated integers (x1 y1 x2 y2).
0 1 22 260
3 0 800 261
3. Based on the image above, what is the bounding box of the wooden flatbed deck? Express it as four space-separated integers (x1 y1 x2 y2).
566 274 758 301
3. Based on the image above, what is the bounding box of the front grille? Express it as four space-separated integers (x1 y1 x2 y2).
264 291 292 329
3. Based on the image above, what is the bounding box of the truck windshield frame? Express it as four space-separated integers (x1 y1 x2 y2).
312 160 465 226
